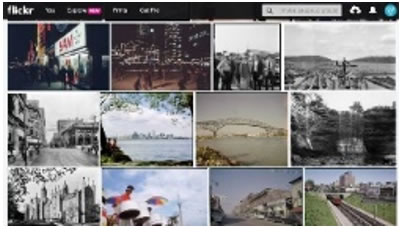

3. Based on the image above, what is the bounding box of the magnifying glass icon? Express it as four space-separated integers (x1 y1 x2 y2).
266 7 273 14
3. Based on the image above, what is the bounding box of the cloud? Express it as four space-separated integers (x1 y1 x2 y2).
121 169 144 178
285 23 396 60
102 107 192 137
381 34 396 44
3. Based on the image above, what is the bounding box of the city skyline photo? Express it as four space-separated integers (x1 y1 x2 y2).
100 93 193 166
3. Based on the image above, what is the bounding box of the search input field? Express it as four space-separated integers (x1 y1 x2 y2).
262 4 342 17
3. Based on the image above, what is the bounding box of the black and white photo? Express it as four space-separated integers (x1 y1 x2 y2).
8 167 101 226
291 92 396 166
8 93 100 166
214 24 280 91
285 23 396 90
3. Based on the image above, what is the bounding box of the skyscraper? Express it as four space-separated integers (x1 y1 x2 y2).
339 171 355 188
164 25 182 63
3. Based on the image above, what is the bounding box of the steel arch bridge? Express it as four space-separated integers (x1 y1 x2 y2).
197 117 276 137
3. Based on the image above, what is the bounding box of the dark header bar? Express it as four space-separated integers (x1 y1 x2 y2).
3 2 399 21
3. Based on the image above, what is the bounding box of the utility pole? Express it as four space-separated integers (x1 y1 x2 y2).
92 114 96 152
177 194 183 226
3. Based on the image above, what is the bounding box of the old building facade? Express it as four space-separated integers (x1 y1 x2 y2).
25 177 99 224
8 94 46 160
233 188 292 219
50 118 98 148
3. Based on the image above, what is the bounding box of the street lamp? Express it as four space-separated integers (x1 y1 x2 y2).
91 114 97 154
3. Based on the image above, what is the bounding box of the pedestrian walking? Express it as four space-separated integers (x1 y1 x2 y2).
45 66 51 88
252 55 263 90
263 56 274 90
67 64 74 90
214 57 220 90
178 62 189 90
19 138 28 166
59 65 67 90
146 64 153 90
217 55 232 90
239 55 252 90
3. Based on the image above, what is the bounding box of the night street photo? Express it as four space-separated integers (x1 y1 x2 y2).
112 24 211 90
8 23 110 90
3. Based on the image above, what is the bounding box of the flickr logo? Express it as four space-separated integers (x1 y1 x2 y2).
7 5 35 15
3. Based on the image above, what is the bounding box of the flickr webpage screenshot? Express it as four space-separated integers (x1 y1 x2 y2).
4 2 398 227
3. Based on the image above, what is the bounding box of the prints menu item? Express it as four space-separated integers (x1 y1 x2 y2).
197 93 287 166
112 24 210 90
214 24 280 90
101 93 193 166
305 169 396 226
8 23 110 90
8 167 101 226
291 92 396 166
8 93 100 167
102 169 208 226
210 169 303 226
284 23 396 90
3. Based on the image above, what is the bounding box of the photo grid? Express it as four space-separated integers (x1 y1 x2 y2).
6 20 397 227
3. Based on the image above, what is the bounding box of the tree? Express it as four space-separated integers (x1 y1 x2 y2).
8 167 76 220
363 106 396 160
291 93 337 152
144 93 193 115
8 183 21 220
349 101 364 139
305 180 315 189
101 93 193 116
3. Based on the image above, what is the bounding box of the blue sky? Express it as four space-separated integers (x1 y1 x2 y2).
210 169 302 213
305 169 396 185
103 169 208 226
102 93 192 138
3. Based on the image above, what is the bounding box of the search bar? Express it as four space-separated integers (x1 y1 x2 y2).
262 4 342 17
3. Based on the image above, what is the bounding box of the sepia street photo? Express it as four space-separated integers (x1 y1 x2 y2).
101 93 193 166
291 92 396 166
196 93 287 166
210 169 302 226
8 93 100 166
102 169 208 226
214 24 280 91
305 169 396 226
285 23 396 90
8 167 101 226
112 24 210 90
8 23 110 90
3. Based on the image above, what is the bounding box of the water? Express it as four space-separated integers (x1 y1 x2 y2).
118 139 192 161
198 137 287 166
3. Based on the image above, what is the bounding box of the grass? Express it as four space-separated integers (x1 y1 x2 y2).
305 192 338 226
344 193 396 225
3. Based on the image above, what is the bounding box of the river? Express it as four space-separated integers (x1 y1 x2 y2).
118 139 192 161
198 137 287 166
